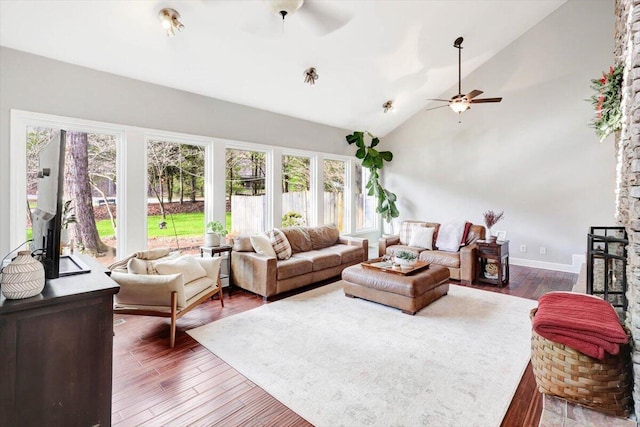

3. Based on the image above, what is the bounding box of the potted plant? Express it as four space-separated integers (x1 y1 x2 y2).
483 210 504 242
393 250 418 268
204 220 228 247
60 200 77 248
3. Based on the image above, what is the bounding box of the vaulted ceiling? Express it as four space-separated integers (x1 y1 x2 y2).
0 0 566 136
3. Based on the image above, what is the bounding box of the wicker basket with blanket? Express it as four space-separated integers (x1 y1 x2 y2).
530 292 632 417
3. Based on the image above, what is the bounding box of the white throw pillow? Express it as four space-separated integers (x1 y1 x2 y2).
154 255 207 284
408 227 435 250
435 221 467 252
127 257 148 275
250 233 277 258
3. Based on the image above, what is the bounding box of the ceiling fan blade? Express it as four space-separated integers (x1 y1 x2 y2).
426 99 451 102
425 105 450 112
466 89 483 100
299 1 352 36
470 97 503 104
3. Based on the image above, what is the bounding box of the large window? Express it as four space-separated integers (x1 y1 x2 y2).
355 163 376 231
323 159 346 231
282 154 311 227
26 127 118 266
146 139 205 254
226 148 267 234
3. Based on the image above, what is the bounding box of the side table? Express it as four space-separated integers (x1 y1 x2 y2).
475 240 509 287
200 245 232 293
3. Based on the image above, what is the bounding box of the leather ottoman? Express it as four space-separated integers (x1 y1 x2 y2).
341 263 450 314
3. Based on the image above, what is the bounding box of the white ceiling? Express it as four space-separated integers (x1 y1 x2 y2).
0 0 566 136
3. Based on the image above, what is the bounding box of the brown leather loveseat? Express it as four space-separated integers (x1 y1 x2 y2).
379 220 485 284
232 224 368 300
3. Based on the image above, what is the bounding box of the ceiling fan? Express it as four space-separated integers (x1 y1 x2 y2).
427 36 502 116
248 0 351 37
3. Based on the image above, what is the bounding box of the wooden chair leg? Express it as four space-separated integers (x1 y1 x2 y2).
170 291 178 348
217 277 224 308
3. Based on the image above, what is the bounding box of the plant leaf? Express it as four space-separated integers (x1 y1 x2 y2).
355 147 366 159
380 151 393 162
370 137 380 148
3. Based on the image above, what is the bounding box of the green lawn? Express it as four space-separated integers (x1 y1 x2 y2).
95 212 232 238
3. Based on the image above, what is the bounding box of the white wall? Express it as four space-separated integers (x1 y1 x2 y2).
0 47 351 255
383 0 616 271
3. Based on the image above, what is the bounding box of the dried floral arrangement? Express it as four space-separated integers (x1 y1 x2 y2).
588 64 623 142
483 210 504 228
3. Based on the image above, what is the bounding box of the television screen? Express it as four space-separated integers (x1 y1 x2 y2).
31 130 66 279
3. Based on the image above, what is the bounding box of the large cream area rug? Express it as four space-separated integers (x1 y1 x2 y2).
188 281 537 427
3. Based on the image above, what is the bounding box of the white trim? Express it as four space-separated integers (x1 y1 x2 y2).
510 254 584 274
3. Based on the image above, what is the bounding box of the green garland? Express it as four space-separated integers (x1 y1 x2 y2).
589 64 623 142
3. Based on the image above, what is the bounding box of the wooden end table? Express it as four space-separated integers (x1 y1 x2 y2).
200 245 232 294
475 240 509 287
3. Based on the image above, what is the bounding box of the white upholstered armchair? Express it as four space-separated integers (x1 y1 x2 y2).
108 248 224 347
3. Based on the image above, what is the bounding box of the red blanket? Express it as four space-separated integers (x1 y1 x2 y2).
533 292 628 360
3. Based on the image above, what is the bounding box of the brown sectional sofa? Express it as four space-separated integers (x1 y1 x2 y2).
378 220 485 284
232 225 368 299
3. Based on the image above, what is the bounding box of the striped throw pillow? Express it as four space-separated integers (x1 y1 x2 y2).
269 228 292 260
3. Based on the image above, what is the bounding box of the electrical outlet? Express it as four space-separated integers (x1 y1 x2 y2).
519 245 527 253
540 247 547 255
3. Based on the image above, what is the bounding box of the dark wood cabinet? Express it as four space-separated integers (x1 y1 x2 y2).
0 256 119 426
475 240 510 287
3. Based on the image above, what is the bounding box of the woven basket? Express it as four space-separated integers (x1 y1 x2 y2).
530 308 632 417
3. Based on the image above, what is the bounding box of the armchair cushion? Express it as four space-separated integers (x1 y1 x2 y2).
155 255 207 284
111 271 187 308
127 257 148 274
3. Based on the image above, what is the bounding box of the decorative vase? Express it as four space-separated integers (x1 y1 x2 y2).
1 251 45 299
486 227 492 241
204 233 220 247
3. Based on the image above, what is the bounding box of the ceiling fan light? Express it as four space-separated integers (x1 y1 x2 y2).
449 99 470 113
269 0 304 18
158 8 184 37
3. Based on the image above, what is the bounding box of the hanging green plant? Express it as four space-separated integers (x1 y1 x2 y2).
588 64 623 142
346 131 399 223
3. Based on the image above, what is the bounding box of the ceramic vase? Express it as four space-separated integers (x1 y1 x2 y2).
1 251 45 299
204 233 220 247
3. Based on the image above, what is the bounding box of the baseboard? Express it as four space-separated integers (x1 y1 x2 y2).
510 254 584 274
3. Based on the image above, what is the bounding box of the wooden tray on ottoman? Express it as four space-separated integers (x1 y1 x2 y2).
361 258 429 276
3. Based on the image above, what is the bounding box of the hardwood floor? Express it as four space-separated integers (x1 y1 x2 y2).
112 265 577 426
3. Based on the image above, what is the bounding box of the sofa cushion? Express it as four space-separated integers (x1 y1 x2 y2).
307 224 340 249
250 233 277 258
233 235 254 252
155 255 208 284
323 244 364 264
408 227 435 250
282 226 312 253
276 257 313 280
419 250 461 268
292 250 341 271
435 221 467 252
127 257 148 275
269 228 292 260
184 276 215 301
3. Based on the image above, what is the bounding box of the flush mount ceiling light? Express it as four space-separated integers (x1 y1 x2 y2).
304 67 318 85
269 0 304 20
158 8 184 37
382 100 394 113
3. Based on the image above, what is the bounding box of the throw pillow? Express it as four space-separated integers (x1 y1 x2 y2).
435 220 467 252
127 257 148 275
408 227 435 250
249 233 277 258
399 221 427 245
154 255 207 284
269 228 292 260
460 222 473 247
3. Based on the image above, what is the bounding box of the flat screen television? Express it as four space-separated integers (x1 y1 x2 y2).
30 130 90 279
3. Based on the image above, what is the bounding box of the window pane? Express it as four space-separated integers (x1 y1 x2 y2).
355 163 376 230
147 140 204 254
323 159 345 232
226 148 267 234
282 155 311 227
26 127 118 267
